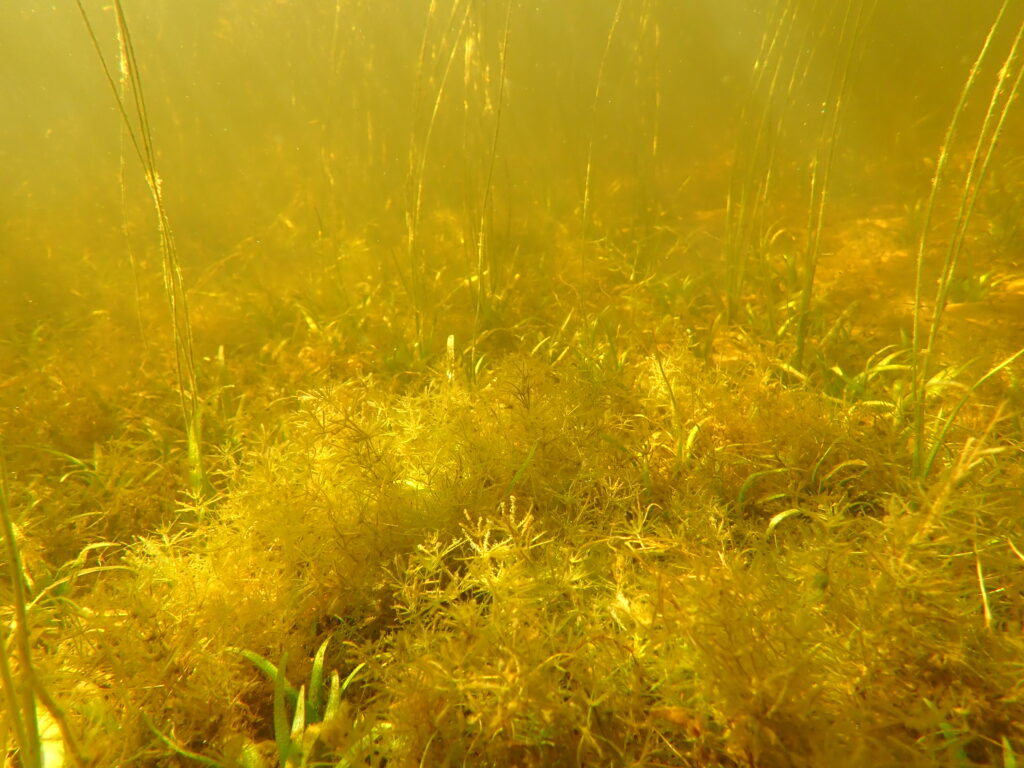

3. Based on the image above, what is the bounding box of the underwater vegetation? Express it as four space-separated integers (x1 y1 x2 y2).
2 0 1024 766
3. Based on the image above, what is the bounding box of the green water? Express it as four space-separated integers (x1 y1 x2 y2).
1 2 1022 766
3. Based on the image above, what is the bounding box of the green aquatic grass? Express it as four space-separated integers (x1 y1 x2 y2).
792 0 877 371
0 462 88 768
3 251 1022 765
2 1 1023 766
0 463 43 768
910 0 1023 479
75 0 209 502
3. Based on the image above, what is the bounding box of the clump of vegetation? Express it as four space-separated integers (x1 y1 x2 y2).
2 1 1023 766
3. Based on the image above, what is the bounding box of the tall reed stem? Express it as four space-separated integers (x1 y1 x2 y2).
75 0 208 500
911 0 1019 477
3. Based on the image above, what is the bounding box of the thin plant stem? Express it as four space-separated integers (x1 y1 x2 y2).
911 0 1012 477
0 463 39 767
580 0 625 268
922 346 1024 480
724 0 798 322
793 0 876 370
1 461 87 768
75 0 208 499
472 0 514 383
925 19 1024 362
406 0 471 348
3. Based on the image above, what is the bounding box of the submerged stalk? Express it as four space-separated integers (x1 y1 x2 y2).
75 0 208 500
793 0 876 370
472 0 514 383
911 0 1014 477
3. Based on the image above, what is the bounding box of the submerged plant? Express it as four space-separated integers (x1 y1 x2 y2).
0 461 86 768
74 0 209 501
910 0 1024 478
228 641 375 768
4 2 1024 766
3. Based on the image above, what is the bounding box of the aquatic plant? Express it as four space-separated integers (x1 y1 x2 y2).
75 0 209 501
1 2 1022 766
910 0 1024 478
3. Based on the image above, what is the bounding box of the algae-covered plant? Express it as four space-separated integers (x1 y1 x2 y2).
2 1 1023 766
